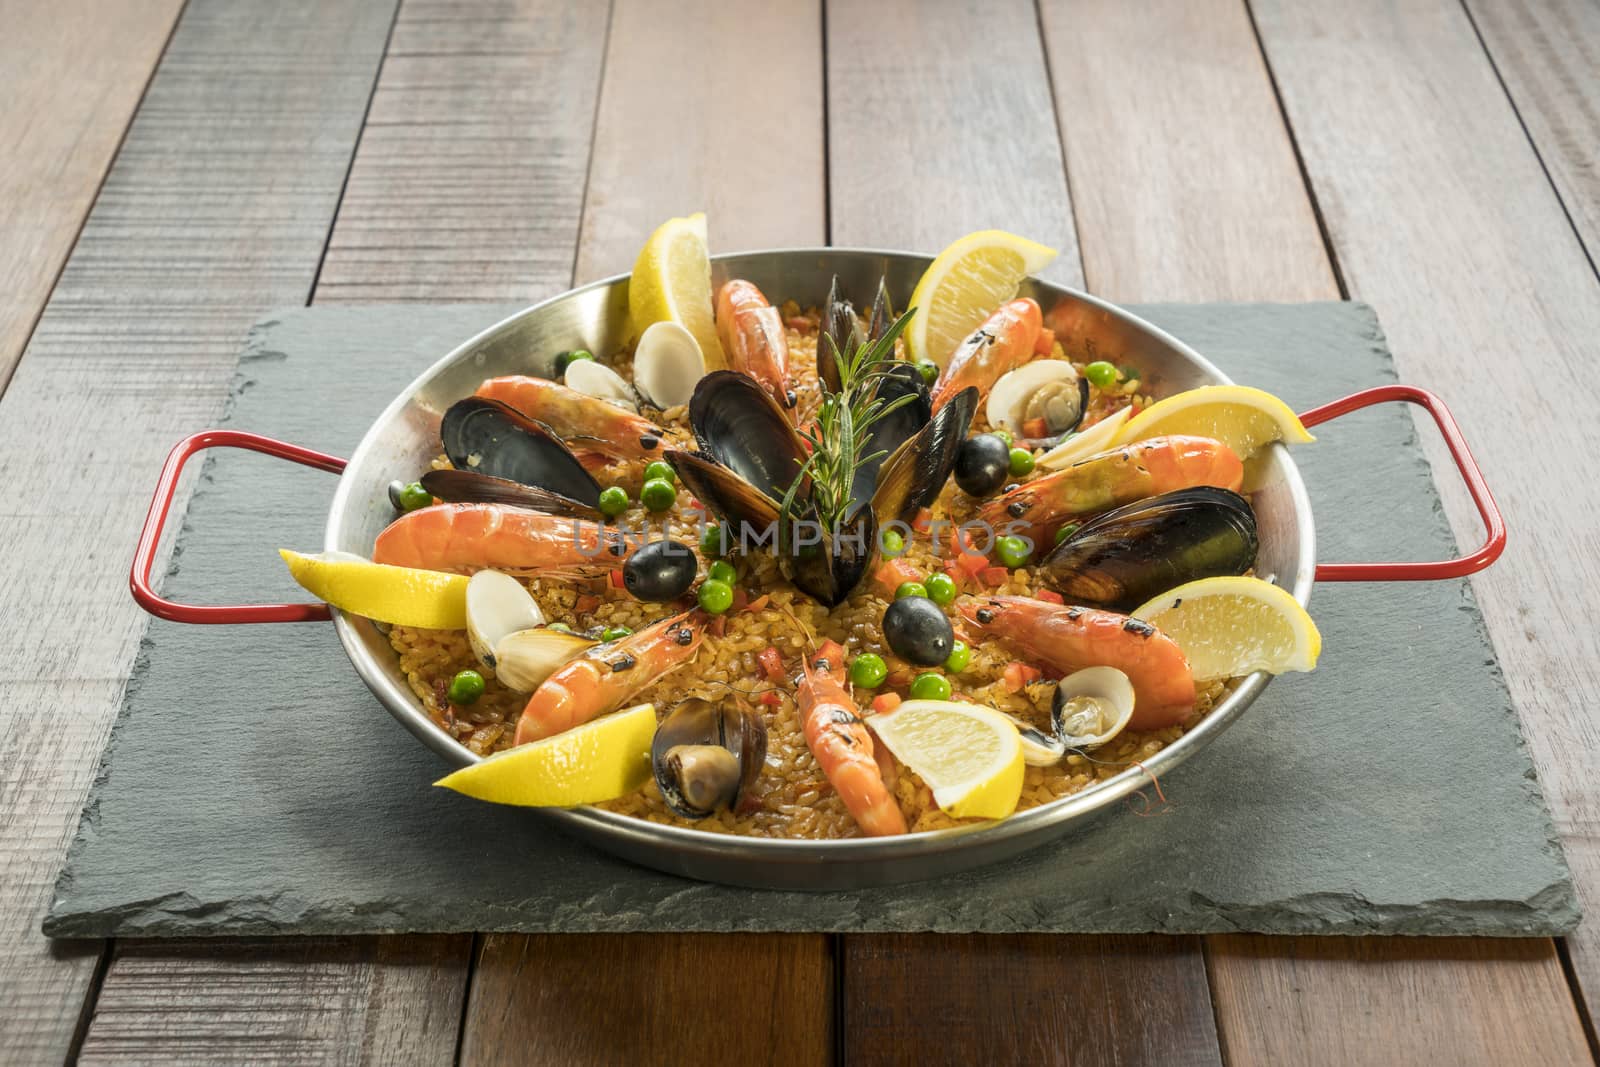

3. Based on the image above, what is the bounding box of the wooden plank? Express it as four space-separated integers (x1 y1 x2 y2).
574 0 825 282
846 935 1220 1067
1251 0 1600 1040
1208 936 1592 1066
0 0 399 1061
317 0 610 302
1465 0 1600 270
826 0 1082 288
827 2 1217 1063
454 3 834 1059
79 938 469 1065
0 0 184 393
460 934 833 1067
74 0 613 1061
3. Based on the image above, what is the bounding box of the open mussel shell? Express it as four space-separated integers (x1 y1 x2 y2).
689 371 809 502
441 397 602 508
564 359 638 411
987 362 1087 437
1013 666 1137 765
870 385 978 524
420 469 600 519
651 697 768 818
818 275 860 395
780 504 878 608
867 276 894 343
667 449 780 533
1041 487 1258 611
849 361 931 511
492 627 599 692
465 570 545 670
633 320 706 410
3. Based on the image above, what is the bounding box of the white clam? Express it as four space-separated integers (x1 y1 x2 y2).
986 360 1082 435
1038 405 1132 470
632 320 706 410
564 358 638 411
492 627 598 692
1011 666 1136 765
465 570 545 671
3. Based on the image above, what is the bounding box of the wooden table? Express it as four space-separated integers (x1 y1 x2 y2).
2 0 1597 1062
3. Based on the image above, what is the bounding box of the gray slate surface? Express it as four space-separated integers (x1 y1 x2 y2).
45 303 1578 938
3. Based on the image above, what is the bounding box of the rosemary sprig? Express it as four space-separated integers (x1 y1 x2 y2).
779 307 919 540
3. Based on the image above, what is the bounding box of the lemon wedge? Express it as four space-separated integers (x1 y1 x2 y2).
435 703 656 807
1132 576 1321 681
907 230 1057 368
1038 406 1133 470
1115 385 1314 458
279 549 468 629
628 212 725 370
868 700 1024 820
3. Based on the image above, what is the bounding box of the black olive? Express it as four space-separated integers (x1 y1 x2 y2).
954 434 1011 497
622 539 697 602
882 596 955 667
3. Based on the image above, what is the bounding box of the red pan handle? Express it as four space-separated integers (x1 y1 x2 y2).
1298 385 1505 582
131 430 347 623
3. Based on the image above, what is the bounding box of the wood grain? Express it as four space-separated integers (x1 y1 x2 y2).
461 934 832 1067
0 0 398 1061
1208 936 1592 1066
825 0 1083 287
1253 0 1600 1038
0 0 184 393
845 935 1220 1067
80 937 469 1065
1037 0 1334 302
317 0 610 302
574 0 825 282
1465 0 1600 270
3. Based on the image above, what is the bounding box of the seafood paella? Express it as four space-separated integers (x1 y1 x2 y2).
283 220 1321 840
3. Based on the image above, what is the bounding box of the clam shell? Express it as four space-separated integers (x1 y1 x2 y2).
492 627 598 692
564 359 638 411
1037 406 1131 470
465 570 545 670
1051 666 1135 748
633 321 706 409
986 360 1083 434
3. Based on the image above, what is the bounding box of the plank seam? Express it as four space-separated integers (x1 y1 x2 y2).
570 0 618 283
452 932 482 1067
1031 0 1086 290
62 939 115 1067
821 0 833 246
1556 936 1600 1064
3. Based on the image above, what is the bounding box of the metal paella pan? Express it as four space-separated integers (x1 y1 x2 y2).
131 248 1506 889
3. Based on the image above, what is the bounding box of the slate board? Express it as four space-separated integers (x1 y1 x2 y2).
45 303 1578 938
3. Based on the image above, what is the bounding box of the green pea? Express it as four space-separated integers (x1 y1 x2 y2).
943 640 971 674
895 581 929 601
698 578 734 614
396 481 432 512
1118 364 1141 382
909 673 952 701
548 622 573 634
1084 360 1118 388
447 669 486 705
643 460 676 485
555 349 594 375
707 559 737 585
601 625 633 642
849 653 888 689
1054 522 1081 546
1008 447 1036 476
700 523 728 557
924 572 957 606
640 477 677 513
996 535 1032 569
598 486 629 518
915 359 940 386
879 528 906 558
991 427 1014 446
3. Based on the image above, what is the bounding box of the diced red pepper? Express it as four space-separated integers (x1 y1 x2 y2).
731 588 749 613
758 646 786 683
912 508 933 534
870 692 903 715
1036 589 1065 605
760 690 783 707
747 594 770 613
874 557 924 597
1032 327 1056 356
1022 416 1048 439
1002 661 1044 693
814 639 847 672
574 593 600 614
709 615 727 638
980 565 1011 587
956 551 989 581
786 315 814 333
607 569 625 589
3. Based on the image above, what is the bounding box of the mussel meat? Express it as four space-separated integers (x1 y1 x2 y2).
1014 667 1136 765
441 397 602 508
987 361 1087 437
1040 487 1258 611
651 697 768 818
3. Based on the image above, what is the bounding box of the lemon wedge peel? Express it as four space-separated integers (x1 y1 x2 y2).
906 230 1057 368
1115 385 1314 458
868 700 1025 821
434 703 657 807
628 212 726 370
279 549 468 630
1133 576 1321 681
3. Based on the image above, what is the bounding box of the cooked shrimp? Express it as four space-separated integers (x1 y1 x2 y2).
958 595 1194 729
475 375 666 462
716 280 794 416
978 434 1243 545
796 640 908 836
929 298 1042 412
515 611 705 744
373 503 611 573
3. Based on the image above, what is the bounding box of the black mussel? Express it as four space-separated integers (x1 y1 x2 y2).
850 361 932 510
651 697 768 818
867 276 894 342
871 386 977 524
1041 487 1258 611
623 539 698 602
688 371 809 503
954 433 1012 497
819 275 860 394
441 397 602 508
882 595 955 666
667 449 780 534
780 504 878 608
420 468 600 519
